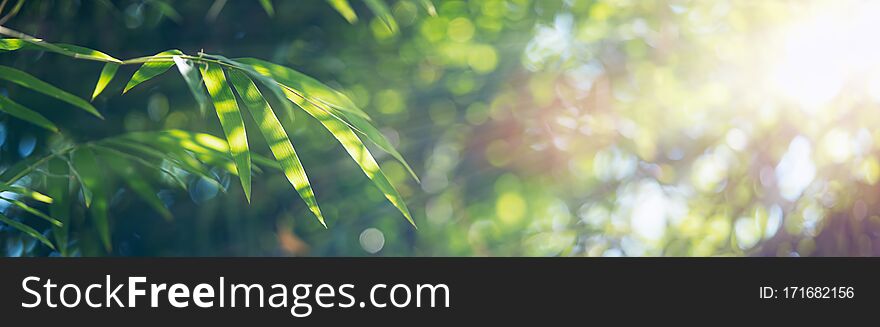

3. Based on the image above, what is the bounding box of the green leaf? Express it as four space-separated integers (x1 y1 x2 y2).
53 43 121 63
2 0 25 21
69 149 99 207
337 110 419 183
287 90 415 227
0 95 59 132
418 0 437 16
47 158 71 256
364 0 398 33
238 58 419 182
0 213 54 249
259 0 275 16
91 63 120 101
0 181 53 204
149 0 183 23
198 54 295 121
200 63 252 201
120 129 279 174
327 0 358 23
172 56 210 115
103 138 223 190
92 144 189 191
0 38 121 63
236 57 369 120
228 70 326 227
123 49 183 93
0 38 25 51
95 148 173 221
0 155 44 184
71 147 111 251
0 65 103 119
0 195 62 227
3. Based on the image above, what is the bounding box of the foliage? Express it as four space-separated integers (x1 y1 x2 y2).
0 0 427 255
2 0 879 257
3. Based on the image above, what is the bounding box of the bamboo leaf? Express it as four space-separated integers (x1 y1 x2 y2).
364 0 398 33
71 147 111 251
0 181 53 204
327 0 358 23
53 43 121 63
200 63 252 201
92 144 189 191
123 49 183 93
337 110 419 182
228 70 325 226
0 195 62 227
0 95 59 132
236 57 369 120
198 54 295 121
103 138 223 189
172 56 210 115
119 129 279 174
259 0 275 16
0 65 104 119
0 155 44 184
237 58 419 182
286 90 415 227
47 158 71 255
0 38 121 63
0 213 54 249
91 63 120 101
95 148 173 221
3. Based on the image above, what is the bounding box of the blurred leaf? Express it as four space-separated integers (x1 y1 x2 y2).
95 148 173 220
0 38 24 51
200 63 252 201
0 0 25 23
0 95 59 132
91 63 119 101
103 138 224 189
259 0 275 16
71 147 111 251
0 155 44 184
327 0 358 23
418 0 436 16
228 70 325 227
123 49 183 93
149 0 183 23
287 90 415 227
172 56 210 115
0 65 104 119
47 158 70 256
0 213 54 249
364 0 398 33
92 144 188 191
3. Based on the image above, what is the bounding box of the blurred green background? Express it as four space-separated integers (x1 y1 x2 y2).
2 0 880 256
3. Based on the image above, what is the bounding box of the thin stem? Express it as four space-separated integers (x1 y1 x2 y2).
4 146 76 184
